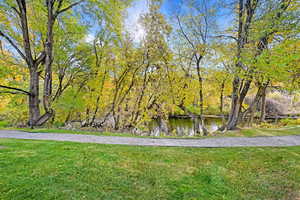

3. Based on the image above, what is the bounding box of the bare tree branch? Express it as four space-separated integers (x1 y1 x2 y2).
16 0 34 66
0 85 31 95
176 15 195 49
35 51 46 66
0 30 27 61
56 0 64 12
11 6 21 17
214 34 238 41
55 0 84 18
0 40 3 53
0 91 27 95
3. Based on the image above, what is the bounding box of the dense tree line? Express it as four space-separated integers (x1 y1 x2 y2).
0 0 299 133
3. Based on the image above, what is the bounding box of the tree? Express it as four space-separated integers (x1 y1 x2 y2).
224 0 297 130
0 0 85 126
173 0 218 134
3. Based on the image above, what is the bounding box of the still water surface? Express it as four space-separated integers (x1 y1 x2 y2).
149 117 223 137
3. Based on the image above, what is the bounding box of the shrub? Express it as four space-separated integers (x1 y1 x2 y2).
0 121 10 128
259 122 278 128
279 118 300 126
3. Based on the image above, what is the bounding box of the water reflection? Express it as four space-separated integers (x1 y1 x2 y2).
149 117 223 137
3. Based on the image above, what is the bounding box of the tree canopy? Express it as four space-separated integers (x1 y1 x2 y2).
0 0 299 133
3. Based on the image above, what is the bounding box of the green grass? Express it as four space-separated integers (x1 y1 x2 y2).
9 127 136 137
0 139 299 199
0 121 9 128
226 126 300 137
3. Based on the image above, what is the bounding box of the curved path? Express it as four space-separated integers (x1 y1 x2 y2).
0 130 300 148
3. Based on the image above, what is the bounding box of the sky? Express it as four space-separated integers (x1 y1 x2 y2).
85 0 233 43
124 0 233 42
125 0 149 41
124 0 187 41
86 0 153 43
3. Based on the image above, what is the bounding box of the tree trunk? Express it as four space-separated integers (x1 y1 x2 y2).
90 96 100 125
226 102 241 130
224 0 259 130
220 80 225 113
28 69 40 127
247 108 255 127
260 86 267 122
196 56 204 115
35 3 56 126
85 107 90 125
241 83 263 122
0 0 84 127
225 77 241 130
158 116 169 135
131 64 149 125
226 78 251 130
65 111 72 124
43 5 54 114
195 56 209 135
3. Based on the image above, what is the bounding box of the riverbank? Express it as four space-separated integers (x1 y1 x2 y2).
1 125 300 139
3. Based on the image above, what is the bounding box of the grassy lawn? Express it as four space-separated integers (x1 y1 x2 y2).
3 127 137 137
0 139 299 200
226 126 300 137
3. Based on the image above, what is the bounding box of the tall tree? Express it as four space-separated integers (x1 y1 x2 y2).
174 0 217 134
0 0 85 126
224 0 295 130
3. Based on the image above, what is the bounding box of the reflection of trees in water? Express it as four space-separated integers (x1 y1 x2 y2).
149 117 222 136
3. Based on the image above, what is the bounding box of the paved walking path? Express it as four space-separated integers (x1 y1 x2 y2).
0 130 300 147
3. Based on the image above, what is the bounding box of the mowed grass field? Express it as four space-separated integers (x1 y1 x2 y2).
0 139 299 200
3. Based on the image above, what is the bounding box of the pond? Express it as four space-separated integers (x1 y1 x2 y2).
148 117 224 137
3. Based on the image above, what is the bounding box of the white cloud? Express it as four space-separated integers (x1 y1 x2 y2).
84 33 95 44
125 0 149 42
